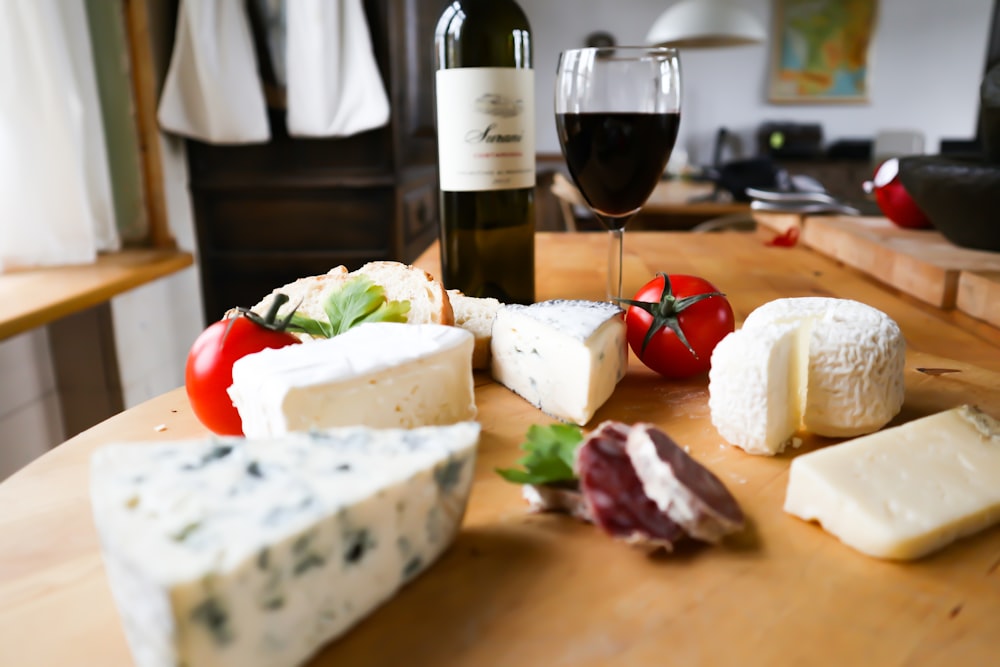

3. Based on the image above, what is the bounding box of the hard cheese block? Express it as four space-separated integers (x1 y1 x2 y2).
490 300 627 426
229 322 476 437
90 422 481 667
709 297 905 455
784 405 1000 560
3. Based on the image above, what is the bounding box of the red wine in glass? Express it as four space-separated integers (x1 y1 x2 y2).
556 111 681 229
554 46 681 300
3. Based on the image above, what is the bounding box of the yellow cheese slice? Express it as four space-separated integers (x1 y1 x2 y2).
784 405 1000 560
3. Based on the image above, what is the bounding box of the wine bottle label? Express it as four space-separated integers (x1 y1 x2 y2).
435 68 535 191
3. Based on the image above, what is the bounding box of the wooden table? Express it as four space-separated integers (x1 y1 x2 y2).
3 232 1000 666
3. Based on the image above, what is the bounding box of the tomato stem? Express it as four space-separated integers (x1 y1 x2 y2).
614 272 726 360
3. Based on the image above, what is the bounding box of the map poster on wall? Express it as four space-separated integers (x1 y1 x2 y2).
768 0 878 104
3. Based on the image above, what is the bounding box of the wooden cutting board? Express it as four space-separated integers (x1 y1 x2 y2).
957 270 1000 327
799 216 1000 309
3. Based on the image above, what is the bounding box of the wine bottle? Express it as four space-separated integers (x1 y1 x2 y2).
434 0 536 304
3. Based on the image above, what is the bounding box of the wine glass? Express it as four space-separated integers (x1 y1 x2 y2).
555 47 681 300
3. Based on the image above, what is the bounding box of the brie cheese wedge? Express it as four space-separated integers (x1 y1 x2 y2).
229 322 476 437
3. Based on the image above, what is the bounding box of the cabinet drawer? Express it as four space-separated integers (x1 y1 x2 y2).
198 189 394 253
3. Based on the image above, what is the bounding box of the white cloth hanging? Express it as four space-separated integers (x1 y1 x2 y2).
157 0 271 144
0 0 120 271
284 0 390 137
156 0 390 144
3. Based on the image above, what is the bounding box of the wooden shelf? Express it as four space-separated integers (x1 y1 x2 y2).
0 249 194 341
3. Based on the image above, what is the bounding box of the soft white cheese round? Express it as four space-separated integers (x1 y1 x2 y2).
708 320 801 456
709 297 906 455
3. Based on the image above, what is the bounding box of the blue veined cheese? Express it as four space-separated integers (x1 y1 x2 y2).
784 406 1000 560
490 300 627 426
90 422 480 667
228 322 476 438
709 297 905 455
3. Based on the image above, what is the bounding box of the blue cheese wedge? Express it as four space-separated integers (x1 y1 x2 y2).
90 422 480 667
490 300 626 426
228 322 476 437
785 406 1000 560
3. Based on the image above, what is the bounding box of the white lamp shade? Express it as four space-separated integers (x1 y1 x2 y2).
647 0 766 48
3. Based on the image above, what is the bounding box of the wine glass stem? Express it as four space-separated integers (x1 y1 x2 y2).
607 228 624 301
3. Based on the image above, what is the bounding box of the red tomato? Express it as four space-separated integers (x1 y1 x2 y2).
620 273 735 379
185 315 300 435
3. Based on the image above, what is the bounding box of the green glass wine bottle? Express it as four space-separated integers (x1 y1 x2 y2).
434 0 536 304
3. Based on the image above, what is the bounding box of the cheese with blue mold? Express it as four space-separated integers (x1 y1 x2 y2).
490 299 627 426
90 422 480 667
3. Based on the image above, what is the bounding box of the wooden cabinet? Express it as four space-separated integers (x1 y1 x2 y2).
187 0 449 322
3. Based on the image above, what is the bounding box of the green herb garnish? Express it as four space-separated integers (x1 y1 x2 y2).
288 276 410 338
496 423 583 485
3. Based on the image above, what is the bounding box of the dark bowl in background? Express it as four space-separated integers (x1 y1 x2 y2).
898 155 1000 252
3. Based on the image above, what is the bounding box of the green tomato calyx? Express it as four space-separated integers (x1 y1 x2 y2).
233 293 300 333
614 272 725 360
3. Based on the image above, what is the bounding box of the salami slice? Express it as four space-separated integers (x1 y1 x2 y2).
576 421 685 549
625 423 745 543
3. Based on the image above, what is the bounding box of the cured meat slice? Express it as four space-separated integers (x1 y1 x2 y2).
576 422 685 549
625 423 745 543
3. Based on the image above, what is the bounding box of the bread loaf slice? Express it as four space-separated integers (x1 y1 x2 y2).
448 290 501 370
251 261 454 338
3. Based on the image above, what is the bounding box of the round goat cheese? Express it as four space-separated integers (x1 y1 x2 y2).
708 297 906 455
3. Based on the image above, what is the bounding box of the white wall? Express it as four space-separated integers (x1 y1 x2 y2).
525 0 992 165
0 330 63 477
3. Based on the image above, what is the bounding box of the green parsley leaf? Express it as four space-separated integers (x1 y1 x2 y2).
287 311 332 338
287 276 410 338
496 423 584 485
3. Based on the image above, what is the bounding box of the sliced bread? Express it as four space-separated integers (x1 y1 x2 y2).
448 290 502 370
252 261 454 338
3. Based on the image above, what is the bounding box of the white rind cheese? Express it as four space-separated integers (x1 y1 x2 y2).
228 322 476 437
490 300 627 426
706 321 800 456
709 297 905 455
784 406 1000 560
90 422 481 667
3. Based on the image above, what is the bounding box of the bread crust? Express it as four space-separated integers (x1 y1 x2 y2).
250 262 454 336
448 290 501 370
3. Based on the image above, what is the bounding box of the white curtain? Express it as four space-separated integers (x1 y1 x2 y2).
157 0 390 144
0 0 120 271
284 0 390 137
157 0 271 144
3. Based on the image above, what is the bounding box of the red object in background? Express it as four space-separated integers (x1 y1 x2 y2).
864 158 932 229
765 227 800 247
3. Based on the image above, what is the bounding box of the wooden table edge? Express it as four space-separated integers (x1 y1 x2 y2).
0 248 194 341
